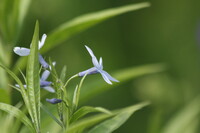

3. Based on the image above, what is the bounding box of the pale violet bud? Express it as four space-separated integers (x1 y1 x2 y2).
40 70 55 93
46 98 62 104
40 81 52 87
39 54 49 68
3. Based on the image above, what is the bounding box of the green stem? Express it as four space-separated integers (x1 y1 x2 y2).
64 74 79 88
63 74 78 130
63 74 79 109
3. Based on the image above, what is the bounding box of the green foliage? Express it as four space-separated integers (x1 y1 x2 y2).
0 64 31 118
0 103 35 132
80 63 166 103
161 96 200 133
72 74 87 112
70 106 111 124
0 89 10 104
88 102 150 133
41 2 150 53
67 102 149 133
13 2 150 73
0 0 31 43
2 0 197 132
26 21 40 132
41 103 63 128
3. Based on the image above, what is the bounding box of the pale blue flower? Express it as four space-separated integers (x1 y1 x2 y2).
79 45 119 85
13 34 49 68
15 69 55 93
46 98 62 104
40 69 55 93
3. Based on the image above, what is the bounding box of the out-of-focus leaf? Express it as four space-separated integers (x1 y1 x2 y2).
88 102 149 133
182 119 199 133
67 101 149 133
79 63 166 103
0 0 31 43
161 96 200 133
41 2 150 54
26 21 40 131
13 2 150 74
0 103 35 133
0 38 9 91
60 65 67 83
70 106 111 124
0 89 10 104
0 64 31 119
0 39 10 66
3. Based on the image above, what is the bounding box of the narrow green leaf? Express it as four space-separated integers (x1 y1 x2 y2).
72 74 87 112
161 96 200 133
26 21 40 131
0 64 32 120
1 0 32 43
40 103 63 128
80 63 166 103
67 112 113 133
0 103 35 133
60 65 67 82
88 102 150 133
17 0 32 30
67 102 149 133
70 106 111 124
41 2 150 53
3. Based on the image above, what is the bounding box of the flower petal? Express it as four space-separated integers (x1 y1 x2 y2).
78 67 98 77
15 84 27 89
99 71 112 84
39 54 49 68
49 61 56 70
102 70 119 82
39 34 47 49
85 45 101 68
85 45 95 57
99 57 103 69
46 98 62 104
40 81 52 87
41 70 50 81
42 86 55 93
13 47 30 56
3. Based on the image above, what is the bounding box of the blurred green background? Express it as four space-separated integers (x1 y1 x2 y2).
2 0 200 132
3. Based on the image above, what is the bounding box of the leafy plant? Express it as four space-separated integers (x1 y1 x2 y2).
0 1 171 132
